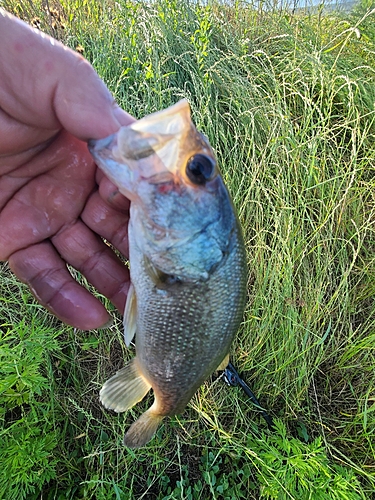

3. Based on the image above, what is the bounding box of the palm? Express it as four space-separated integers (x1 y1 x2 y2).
0 125 130 329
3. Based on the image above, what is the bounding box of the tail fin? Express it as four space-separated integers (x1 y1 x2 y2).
100 358 151 413
124 405 164 448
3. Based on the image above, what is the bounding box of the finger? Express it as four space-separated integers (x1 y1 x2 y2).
51 219 130 313
0 107 57 160
81 190 130 258
98 174 131 212
0 9 135 140
0 130 70 210
8 241 112 330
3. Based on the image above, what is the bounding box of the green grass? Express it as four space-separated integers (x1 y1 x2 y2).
1 0 375 498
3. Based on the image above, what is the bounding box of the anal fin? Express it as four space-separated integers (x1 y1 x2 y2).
100 358 151 413
216 353 230 371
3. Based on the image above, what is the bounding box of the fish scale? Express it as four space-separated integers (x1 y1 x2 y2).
131 222 247 416
88 99 247 448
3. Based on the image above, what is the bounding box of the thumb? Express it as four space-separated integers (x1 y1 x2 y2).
0 8 134 140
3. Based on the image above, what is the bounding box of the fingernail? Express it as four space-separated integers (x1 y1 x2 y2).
98 316 114 329
112 104 136 127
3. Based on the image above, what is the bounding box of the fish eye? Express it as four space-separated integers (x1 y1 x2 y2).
186 154 216 185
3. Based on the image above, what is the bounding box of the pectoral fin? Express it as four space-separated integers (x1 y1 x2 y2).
123 283 137 346
99 358 151 413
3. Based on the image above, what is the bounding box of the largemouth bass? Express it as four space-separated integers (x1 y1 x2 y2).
88 100 247 448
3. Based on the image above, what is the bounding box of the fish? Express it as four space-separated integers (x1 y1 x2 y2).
88 99 247 448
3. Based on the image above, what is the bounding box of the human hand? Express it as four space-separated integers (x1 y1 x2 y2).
0 9 134 330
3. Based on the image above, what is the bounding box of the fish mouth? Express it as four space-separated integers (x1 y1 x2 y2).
88 100 192 169
87 100 219 209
